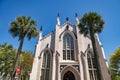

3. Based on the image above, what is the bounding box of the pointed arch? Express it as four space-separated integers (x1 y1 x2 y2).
39 48 52 80
59 30 78 61
61 66 80 80
63 71 75 80
39 48 53 59
62 33 74 60
87 50 98 80
59 30 77 40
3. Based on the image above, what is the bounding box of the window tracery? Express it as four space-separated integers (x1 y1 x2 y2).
41 51 51 80
63 34 74 60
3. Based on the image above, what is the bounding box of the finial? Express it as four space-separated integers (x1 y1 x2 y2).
75 13 79 25
57 13 59 17
40 26 42 31
75 13 78 17
39 26 43 40
56 13 60 25
66 17 69 21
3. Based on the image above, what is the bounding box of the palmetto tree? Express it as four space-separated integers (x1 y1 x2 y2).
9 16 38 79
78 12 104 80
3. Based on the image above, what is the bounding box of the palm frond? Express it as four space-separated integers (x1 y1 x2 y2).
9 26 20 38
9 16 38 40
27 25 38 40
78 12 104 36
30 20 36 25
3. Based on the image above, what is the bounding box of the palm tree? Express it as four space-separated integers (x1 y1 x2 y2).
9 16 38 79
78 12 104 80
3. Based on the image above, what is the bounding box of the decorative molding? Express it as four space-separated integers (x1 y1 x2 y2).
59 30 77 40
60 65 67 72
72 65 80 72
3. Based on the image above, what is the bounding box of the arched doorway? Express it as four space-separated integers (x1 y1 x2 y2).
63 71 75 80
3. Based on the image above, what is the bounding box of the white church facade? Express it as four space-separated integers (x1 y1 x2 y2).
30 14 111 80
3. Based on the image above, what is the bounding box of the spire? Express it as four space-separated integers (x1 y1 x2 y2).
75 13 79 25
39 26 42 40
56 13 60 25
66 17 69 21
75 13 78 17
40 26 42 31
57 13 59 17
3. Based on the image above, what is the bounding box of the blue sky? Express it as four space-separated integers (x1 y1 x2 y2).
0 0 120 60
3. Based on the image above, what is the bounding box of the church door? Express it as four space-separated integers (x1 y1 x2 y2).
63 71 75 80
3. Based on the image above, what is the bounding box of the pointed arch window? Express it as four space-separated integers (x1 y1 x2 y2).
41 51 51 80
63 34 74 60
87 52 98 80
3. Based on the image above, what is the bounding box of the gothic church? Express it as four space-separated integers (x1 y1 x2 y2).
30 14 111 80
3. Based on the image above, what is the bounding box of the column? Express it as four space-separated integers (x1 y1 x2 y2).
51 53 56 80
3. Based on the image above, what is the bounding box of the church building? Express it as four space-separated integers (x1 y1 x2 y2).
30 14 111 80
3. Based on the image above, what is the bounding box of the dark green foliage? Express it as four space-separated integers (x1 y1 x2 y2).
110 47 120 80
19 51 33 80
0 43 34 80
78 12 104 36
0 43 16 79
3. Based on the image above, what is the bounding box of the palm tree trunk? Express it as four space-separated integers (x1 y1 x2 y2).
12 38 24 80
89 27 102 80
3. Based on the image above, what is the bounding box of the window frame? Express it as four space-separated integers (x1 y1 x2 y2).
87 52 98 80
63 34 74 60
41 50 51 80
